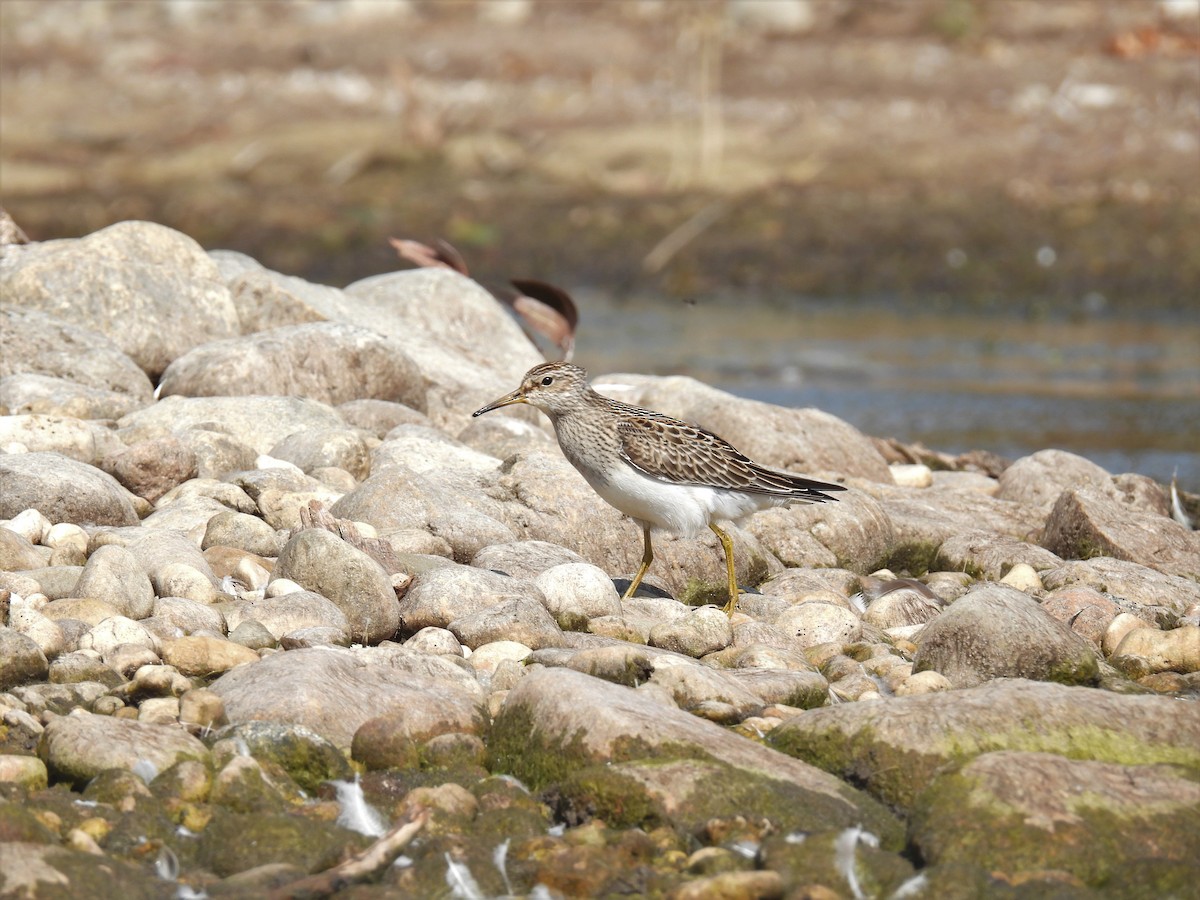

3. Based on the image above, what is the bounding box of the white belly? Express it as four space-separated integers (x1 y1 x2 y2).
587 462 786 538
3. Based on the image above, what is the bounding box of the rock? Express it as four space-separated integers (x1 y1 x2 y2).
99 436 197 503
0 754 48 789
894 670 952 696
0 628 49 689
467 640 532 675
179 688 227 731
398 564 538 632
73 544 155 619
78 614 158 654
861 580 942 630
404 627 463 656
770 678 1200 810
910 751 1200 889
0 527 46 570
533 563 623 630
646 662 767 722
228 619 276 650
0 414 120 464
271 528 399 644
209 645 484 749
449 598 565 650
0 372 146 420
267 426 370 481
118 394 346 456
1113 625 1200 674
40 597 119 627
7 601 65 659
490 667 901 843
747 490 894 572
996 449 1116 513
1041 557 1200 617
912 583 1098 688
775 602 861 649
48 652 123 688
161 635 259 676
201 510 283 558
471 540 587 579
337 397 431 437
0 452 139 526
38 711 210 785
158 321 426 411
0 221 239 377
214 721 352 793
998 562 1043 592
343 268 543 428
352 696 484 770
874 487 1040 574
235 591 350 641
1040 585 1121 645
196 811 353 878
648 607 733 658
935 530 1063 581
598 373 891 481
0 843 172 897
457 412 556 461
179 428 259 479
0 307 155 405
1042 489 1200 579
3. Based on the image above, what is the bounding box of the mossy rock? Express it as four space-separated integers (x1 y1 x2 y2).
910 751 1200 889
196 809 365 878
0 800 58 843
213 721 352 793
0 842 174 900
760 828 916 898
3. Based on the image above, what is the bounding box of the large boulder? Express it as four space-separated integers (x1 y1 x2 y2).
0 221 239 377
0 452 139 526
769 678 1200 810
158 322 427 411
912 583 1098 687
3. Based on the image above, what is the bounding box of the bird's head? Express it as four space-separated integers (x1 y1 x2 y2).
473 362 592 419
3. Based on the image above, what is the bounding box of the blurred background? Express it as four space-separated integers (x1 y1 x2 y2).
2 0 1198 482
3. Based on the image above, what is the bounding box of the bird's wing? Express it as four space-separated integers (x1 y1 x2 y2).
615 411 844 499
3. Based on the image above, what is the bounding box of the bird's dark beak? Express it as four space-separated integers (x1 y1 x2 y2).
472 388 527 417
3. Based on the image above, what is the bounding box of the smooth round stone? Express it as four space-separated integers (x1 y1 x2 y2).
155 563 219 605
890 464 933 488
1103 613 1154 656
80 616 158 656
5 508 52 543
468 640 533 675
534 563 622 629
894 670 953 696
1114 625 1200 674
775 602 862 650
1000 563 1043 592
404 626 464 656
279 626 351 650
229 619 277 651
648 607 734 658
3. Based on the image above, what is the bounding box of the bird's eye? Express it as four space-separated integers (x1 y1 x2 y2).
541 376 554 386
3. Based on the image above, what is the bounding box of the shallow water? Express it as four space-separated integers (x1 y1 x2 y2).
571 291 1200 486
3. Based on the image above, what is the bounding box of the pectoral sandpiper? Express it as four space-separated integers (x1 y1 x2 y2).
473 362 846 615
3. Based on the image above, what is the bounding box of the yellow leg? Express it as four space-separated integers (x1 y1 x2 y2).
710 522 740 616
621 523 654 601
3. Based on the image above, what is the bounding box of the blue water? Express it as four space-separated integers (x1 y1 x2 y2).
572 291 1200 486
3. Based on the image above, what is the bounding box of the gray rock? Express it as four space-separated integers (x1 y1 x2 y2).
209 645 484 749
228 619 276 650
73 544 155 619
236 591 350 641
471 540 587 579
874 487 1041 574
911 751 1200 888
491 667 901 842
0 627 49 689
996 449 1116 514
0 221 238 377
47 651 124 687
456 413 556 461
178 428 259 479
0 452 138 526
268 425 370 481
0 306 154 403
213 720 352 792
280 626 350 649
398 563 538 632
158 321 426 412
598 373 892 481
448 598 565 650
1042 489 1200 580
913 584 1098 688
153 596 226 636
0 414 121 464
336 397 431 438
0 371 146 420
99 435 198 503
0 843 171 896
648 606 733 658
534 562 623 629
0 527 46 570
18 566 83 601
747 490 894 572
935 530 1064 581
118 394 346 455
1041 557 1200 617
770 678 1200 811
201 510 284 557
759 567 862 600
117 529 221 591
1040 585 1122 645
39 711 210 785
725 667 829 708
343 268 543 428
862 582 942 630
271 528 399 644
775 602 862 649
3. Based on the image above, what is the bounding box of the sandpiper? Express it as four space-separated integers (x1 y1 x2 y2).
473 362 847 615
